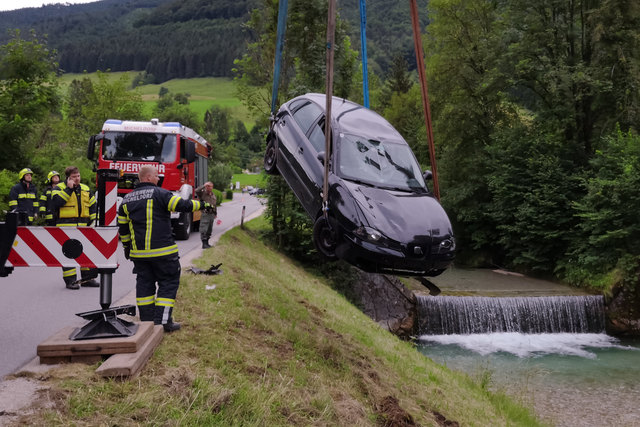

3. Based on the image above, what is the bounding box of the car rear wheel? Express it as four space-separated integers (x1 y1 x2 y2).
264 136 278 175
313 216 337 260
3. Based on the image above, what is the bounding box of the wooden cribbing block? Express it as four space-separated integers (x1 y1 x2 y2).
96 325 164 378
37 321 154 361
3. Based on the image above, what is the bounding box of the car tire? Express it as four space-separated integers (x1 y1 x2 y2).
264 136 279 175
313 216 337 260
174 212 192 240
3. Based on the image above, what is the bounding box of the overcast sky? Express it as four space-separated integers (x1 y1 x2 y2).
0 0 98 12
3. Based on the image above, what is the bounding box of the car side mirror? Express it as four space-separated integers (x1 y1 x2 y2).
423 170 433 181
317 151 326 165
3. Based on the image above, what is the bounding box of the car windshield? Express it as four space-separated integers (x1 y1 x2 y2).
337 133 427 191
101 131 177 163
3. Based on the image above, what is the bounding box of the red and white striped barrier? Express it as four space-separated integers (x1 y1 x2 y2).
6 226 118 269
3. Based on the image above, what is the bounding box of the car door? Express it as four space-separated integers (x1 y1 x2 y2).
277 99 324 216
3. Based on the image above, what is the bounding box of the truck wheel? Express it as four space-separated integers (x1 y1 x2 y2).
264 137 279 175
313 216 337 260
174 212 192 240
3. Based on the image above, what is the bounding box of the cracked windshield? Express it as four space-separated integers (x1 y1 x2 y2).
338 134 426 191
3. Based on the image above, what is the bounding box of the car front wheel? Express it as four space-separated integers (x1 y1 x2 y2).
264 136 278 175
313 216 337 260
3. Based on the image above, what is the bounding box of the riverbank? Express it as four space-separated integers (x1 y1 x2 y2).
3 217 541 426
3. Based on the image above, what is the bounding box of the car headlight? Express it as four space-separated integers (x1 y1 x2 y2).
354 226 384 243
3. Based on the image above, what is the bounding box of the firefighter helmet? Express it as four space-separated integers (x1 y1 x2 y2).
47 170 60 183
18 168 33 180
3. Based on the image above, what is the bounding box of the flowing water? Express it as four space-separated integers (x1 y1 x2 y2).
415 271 640 426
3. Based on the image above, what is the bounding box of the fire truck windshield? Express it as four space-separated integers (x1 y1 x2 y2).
101 131 177 163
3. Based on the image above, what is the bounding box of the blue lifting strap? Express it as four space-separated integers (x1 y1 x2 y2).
359 0 369 108
270 0 289 115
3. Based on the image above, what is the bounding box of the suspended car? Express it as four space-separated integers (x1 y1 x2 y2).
265 93 455 277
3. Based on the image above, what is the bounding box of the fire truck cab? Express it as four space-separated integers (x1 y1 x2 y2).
87 119 212 240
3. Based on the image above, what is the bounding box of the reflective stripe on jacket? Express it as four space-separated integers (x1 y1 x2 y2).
117 182 202 259
52 182 96 225
9 181 39 221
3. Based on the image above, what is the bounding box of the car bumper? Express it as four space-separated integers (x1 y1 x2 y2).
335 232 455 277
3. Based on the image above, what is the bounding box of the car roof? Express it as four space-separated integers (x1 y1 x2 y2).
293 93 405 142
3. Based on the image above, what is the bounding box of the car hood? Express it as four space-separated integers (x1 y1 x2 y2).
341 181 453 242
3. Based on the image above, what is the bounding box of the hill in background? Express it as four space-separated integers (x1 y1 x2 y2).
0 0 427 83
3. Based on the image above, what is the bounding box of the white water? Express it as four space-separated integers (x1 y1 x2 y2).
418 333 640 426
418 332 634 358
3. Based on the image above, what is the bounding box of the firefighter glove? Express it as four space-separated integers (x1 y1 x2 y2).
202 202 213 210
123 245 131 260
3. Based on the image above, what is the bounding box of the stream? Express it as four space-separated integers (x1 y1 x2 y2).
415 268 640 426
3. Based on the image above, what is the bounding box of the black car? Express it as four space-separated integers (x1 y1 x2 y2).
264 93 455 276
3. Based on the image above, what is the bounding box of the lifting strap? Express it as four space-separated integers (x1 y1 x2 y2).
271 0 289 115
410 0 440 200
359 0 370 108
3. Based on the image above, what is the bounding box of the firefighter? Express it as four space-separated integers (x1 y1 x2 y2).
8 168 39 225
195 181 217 248
51 166 99 290
118 165 212 332
40 170 61 226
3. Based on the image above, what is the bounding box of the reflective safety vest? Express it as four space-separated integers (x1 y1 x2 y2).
8 181 39 222
118 182 203 259
51 182 96 226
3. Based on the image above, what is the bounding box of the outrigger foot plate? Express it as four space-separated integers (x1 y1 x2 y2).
69 305 139 340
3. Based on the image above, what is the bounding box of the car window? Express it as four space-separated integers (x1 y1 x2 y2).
308 120 326 153
337 134 427 191
292 101 323 135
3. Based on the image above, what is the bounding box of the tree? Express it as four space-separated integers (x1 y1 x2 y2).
234 0 358 255
0 30 60 171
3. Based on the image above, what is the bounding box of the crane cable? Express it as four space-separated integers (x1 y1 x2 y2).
322 0 337 221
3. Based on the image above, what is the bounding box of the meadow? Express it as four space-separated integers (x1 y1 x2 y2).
58 72 253 126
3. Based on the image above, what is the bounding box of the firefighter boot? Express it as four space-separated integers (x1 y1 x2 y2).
202 239 211 249
154 306 181 332
138 305 155 322
79 269 99 287
64 276 79 290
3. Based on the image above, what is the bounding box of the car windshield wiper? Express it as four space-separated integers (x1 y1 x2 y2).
344 177 378 188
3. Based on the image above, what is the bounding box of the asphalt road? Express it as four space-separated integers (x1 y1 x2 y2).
0 193 265 380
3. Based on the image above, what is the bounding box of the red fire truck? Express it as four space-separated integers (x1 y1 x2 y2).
87 119 212 240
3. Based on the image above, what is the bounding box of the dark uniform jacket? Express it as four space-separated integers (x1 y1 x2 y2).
51 182 97 226
9 181 39 222
118 182 203 259
195 185 217 216
39 184 58 225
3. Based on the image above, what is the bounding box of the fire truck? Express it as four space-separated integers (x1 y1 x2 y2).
87 119 212 240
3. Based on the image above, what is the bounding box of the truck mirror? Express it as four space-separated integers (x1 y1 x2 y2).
317 151 326 165
87 135 96 161
184 140 196 163
423 170 433 181
87 133 103 161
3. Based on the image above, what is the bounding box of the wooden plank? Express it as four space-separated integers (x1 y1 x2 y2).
39 355 104 365
37 322 154 358
96 325 164 378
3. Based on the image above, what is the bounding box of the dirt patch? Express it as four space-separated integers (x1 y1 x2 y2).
374 395 459 427
375 395 418 426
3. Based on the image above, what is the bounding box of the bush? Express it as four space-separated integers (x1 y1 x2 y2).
0 169 16 217
212 189 223 206
225 189 233 200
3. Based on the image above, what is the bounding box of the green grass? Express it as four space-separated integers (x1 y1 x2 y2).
231 173 266 189
58 72 253 126
14 216 543 426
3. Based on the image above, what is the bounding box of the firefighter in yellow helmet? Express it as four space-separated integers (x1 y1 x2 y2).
9 168 39 225
51 166 99 290
39 170 61 226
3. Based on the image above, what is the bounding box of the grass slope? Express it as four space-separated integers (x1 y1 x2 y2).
58 72 253 126
18 217 541 426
